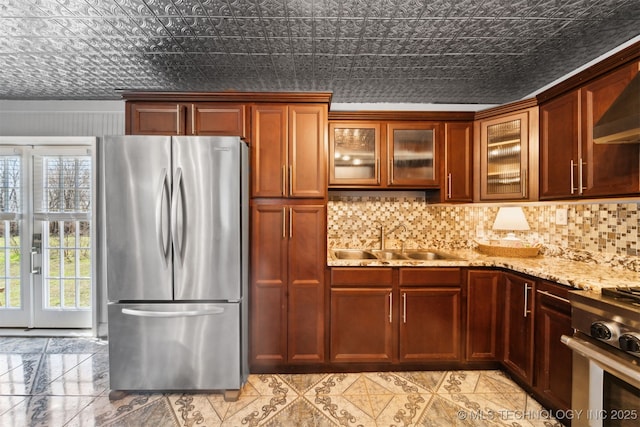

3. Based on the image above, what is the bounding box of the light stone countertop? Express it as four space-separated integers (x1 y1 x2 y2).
327 249 640 292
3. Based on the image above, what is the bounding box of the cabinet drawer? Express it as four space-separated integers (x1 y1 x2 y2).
399 268 461 286
331 268 393 286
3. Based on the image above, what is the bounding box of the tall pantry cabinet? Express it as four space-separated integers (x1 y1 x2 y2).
249 99 330 370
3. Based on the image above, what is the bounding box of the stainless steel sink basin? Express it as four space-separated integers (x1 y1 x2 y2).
403 250 461 261
372 250 408 260
332 249 377 260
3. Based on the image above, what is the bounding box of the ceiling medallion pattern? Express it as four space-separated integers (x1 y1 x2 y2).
0 0 638 103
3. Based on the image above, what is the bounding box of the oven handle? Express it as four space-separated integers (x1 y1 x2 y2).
561 335 640 389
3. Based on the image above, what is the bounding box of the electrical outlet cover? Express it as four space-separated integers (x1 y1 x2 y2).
556 208 568 225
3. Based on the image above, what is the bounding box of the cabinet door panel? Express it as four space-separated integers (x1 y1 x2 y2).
399 288 461 362
289 105 327 198
582 64 640 197
480 112 529 200
252 105 287 197
330 288 393 363
189 103 246 137
466 270 502 361
129 103 184 135
534 282 572 412
540 91 581 199
329 122 382 185
503 273 535 384
444 122 473 201
388 122 439 186
288 205 325 363
250 204 287 363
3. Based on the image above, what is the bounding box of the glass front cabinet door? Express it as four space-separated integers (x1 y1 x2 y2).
329 122 381 186
479 111 530 200
387 123 438 186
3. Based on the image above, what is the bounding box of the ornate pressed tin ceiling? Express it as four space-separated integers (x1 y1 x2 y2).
1 0 639 104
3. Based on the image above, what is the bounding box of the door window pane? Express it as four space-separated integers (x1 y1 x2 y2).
44 220 91 309
486 119 522 195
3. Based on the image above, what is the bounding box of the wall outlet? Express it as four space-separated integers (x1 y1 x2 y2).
556 208 568 225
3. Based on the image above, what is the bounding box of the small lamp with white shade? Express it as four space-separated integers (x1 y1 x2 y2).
492 206 530 244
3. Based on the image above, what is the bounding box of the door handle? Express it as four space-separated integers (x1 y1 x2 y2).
171 167 184 265
30 247 40 274
388 292 393 323
156 168 170 266
447 173 452 199
402 292 407 323
524 283 532 317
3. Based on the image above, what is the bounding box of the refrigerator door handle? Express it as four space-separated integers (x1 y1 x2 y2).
122 307 225 318
171 167 184 265
156 168 171 266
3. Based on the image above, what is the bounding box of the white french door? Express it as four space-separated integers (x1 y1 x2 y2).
0 142 95 329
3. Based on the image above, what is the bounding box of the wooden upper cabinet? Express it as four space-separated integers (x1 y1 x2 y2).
252 105 288 198
539 90 581 199
289 104 327 198
539 60 640 199
127 101 247 137
186 103 247 138
328 119 443 189
581 62 639 197
128 102 185 135
444 122 473 202
476 104 538 201
252 104 327 198
329 122 382 186
388 122 439 187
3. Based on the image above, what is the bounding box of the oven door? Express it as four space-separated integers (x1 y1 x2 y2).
562 333 640 427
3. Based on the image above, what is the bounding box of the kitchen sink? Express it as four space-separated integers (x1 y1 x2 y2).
403 250 461 261
331 248 462 261
332 249 377 260
372 250 408 260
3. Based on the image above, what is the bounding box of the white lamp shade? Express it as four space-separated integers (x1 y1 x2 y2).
492 207 530 231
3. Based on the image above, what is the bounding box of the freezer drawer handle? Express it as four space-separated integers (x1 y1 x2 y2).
122 307 224 318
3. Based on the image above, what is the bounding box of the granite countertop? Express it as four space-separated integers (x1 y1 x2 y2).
327 249 640 292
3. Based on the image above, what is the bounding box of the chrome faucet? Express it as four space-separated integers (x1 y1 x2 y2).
374 222 407 251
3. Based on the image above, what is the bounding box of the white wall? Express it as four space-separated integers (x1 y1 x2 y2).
0 100 125 137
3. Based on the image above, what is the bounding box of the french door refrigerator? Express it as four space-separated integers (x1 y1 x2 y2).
103 135 249 400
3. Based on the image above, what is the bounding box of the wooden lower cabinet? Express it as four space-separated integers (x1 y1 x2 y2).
466 270 503 361
399 287 461 361
250 201 325 367
330 287 394 363
329 267 462 364
534 280 573 412
330 268 394 363
503 272 535 385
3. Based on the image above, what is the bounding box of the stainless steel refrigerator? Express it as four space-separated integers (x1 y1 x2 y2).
103 135 249 400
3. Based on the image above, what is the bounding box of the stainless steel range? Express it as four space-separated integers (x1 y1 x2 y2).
562 287 640 427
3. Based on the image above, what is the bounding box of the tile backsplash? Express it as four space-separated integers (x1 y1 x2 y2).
328 194 640 271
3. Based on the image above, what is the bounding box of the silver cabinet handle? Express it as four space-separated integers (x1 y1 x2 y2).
376 158 380 184
536 289 569 304
289 207 293 239
155 168 170 266
122 307 224 318
447 173 452 199
524 283 532 317
171 167 184 265
388 292 393 323
288 165 293 197
281 165 286 197
570 160 576 194
579 158 585 194
282 207 286 239
522 169 527 198
402 292 407 324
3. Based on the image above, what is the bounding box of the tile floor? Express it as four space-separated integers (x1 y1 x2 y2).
0 337 564 426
